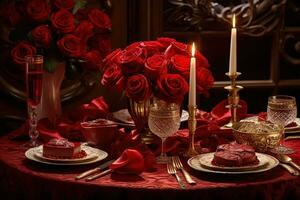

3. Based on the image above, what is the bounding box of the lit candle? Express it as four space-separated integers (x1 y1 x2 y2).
229 14 237 75
189 42 196 106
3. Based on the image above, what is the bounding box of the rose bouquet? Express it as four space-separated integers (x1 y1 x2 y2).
101 37 214 104
0 0 111 72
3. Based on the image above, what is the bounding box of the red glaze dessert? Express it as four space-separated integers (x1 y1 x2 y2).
212 142 259 167
43 138 83 159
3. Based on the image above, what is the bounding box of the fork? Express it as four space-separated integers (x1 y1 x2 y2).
167 161 186 189
172 156 196 185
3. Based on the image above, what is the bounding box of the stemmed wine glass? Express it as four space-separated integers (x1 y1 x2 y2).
267 95 297 154
148 99 181 164
25 55 43 148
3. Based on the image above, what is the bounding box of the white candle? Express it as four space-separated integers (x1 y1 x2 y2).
229 14 237 75
189 43 196 106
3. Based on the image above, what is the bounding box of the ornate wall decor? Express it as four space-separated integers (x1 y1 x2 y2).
168 0 287 36
281 34 300 66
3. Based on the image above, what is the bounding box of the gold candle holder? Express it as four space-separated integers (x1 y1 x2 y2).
184 105 199 157
224 72 243 128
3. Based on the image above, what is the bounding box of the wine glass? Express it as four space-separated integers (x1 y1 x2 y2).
267 95 297 154
25 55 43 148
148 99 181 163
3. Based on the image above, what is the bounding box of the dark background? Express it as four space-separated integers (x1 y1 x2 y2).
1 0 300 132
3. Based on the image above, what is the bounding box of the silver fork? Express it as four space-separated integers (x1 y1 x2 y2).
172 156 196 185
167 161 186 189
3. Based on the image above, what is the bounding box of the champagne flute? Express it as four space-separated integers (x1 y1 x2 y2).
25 55 43 148
267 95 297 154
148 99 181 164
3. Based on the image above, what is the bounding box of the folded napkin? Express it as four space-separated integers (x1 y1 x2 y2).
110 149 145 175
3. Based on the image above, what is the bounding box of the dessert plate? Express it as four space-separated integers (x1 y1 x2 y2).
196 152 269 172
188 153 279 174
33 145 103 163
241 116 300 134
25 146 108 166
112 109 189 124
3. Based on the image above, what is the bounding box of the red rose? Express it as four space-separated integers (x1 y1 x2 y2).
157 37 176 49
126 74 151 102
51 9 75 33
74 20 94 43
157 74 188 104
103 48 122 65
124 42 141 51
196 67 214 96
91 33 112 57
164 41 189 58
101 63 124 91
74 8 89 21
31 25 52 48
140 41 164 57
26 0 50 22
0 3 22 26
88 8 111 32
52 0 75 10
145 54 168 81
169 55 190 79
11 42 36 65
118 47 145 75
80 50 102 70
57 34 85 58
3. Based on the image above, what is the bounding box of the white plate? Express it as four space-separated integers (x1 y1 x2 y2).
112 109 189 124
188 152 279 174
25 146 108 166
34 145 100 163
241 116 300 134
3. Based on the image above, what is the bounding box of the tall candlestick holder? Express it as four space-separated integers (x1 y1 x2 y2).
184 105 199 157
224 72 243 128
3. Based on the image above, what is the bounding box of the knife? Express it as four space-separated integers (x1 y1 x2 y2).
75 160 114 180
85 168 112 181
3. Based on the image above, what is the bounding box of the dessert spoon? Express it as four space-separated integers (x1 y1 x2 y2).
276 154 300 171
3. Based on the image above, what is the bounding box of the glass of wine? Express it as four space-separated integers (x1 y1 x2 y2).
267 95 297 154
25 55 43 148
148 99 181 164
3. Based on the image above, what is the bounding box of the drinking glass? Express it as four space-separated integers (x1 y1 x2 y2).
267 95 297 154
148 99 181 163
25 55 43 148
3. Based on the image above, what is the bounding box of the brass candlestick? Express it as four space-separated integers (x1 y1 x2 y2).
224 72 243 128
184 105 199 157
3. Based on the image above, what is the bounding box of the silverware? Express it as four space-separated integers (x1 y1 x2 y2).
279 163 299 176
75 160 114 180
276 154 300 172
172 156 196 185
85 169 112 181
167 161 185 189
285 135 300 141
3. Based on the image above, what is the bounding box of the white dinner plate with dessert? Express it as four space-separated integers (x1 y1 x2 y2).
25 139 108 166
241 116 300 133
25 146 107 166
188 153 279 174
33 145 105 163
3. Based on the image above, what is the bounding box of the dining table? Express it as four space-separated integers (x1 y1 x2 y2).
0 131 300 200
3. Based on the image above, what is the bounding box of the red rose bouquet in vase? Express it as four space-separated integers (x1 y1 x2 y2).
0 0 111 127
101 38 214 143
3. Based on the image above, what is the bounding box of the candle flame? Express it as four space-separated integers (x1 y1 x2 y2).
192 42 195 57
233 14 236 28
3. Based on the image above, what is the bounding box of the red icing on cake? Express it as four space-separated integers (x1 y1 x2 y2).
43 138 83 159
212 142 259 167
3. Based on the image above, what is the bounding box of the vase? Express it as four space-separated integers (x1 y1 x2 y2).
128 98 157 144
37 62 65 128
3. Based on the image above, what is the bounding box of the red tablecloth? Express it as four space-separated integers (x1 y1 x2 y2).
1 134 300 200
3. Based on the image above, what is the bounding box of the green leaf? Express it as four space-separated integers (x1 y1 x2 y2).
72 0 87 14
44 57 61 73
